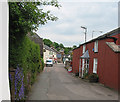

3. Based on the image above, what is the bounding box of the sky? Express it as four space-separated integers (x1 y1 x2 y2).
37 0 119 47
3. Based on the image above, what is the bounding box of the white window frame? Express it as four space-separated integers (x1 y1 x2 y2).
82 59 85 77
85 59 89 73
93 58 98 73
83 45 86 54
94 40 98 52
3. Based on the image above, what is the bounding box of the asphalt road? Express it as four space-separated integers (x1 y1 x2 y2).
28 63 118 100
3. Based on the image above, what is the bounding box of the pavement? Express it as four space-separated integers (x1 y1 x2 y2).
28 63 118 100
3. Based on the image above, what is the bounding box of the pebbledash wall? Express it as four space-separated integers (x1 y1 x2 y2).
72 28 120 90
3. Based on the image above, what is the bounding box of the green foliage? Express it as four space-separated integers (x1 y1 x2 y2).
64 47 72 54
40 58 44 70
43 38 73 54
59 43 64 48
9 1 61 42
83 72 89 79
43 39 53 47
88 73 99 83
9 36 44 98
9 1 60 100
73 45 77 49
53 42 59 49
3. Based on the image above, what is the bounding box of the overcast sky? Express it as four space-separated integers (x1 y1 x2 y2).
37 0 118 47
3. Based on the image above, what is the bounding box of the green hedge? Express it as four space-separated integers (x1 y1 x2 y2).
9 36 44 99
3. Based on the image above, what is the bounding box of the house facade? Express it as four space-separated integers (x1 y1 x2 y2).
72 28 120 90
43 45 58 64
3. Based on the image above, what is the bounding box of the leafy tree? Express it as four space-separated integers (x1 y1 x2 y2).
53 42 59 49
64 48 69 54
9 1 61 99
57 47 60 51
43 39 53 47
9 1 61 67
64 47 72 54
9 1 61 42
73 45 77 49
59 43 64 48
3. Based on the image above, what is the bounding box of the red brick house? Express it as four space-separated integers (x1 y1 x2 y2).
72 27 120 90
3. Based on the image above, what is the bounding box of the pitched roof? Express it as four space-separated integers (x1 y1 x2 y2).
80 50 90 59
106 42 120 53
73 27 120 51
43 44 53 51
43 45 59 53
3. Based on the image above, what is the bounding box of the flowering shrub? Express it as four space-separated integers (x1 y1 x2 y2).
15 66 24 100
9 36 44 100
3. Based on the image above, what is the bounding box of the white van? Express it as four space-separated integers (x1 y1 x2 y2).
46 59 53 67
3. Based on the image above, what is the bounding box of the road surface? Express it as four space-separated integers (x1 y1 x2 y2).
28 63 118 100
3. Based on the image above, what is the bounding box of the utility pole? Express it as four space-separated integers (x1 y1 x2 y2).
81 26 87 43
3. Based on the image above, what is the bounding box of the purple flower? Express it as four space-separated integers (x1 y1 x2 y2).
9 73 12 82
14 66 24 100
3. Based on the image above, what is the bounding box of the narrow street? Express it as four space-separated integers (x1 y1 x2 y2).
28 63 118 100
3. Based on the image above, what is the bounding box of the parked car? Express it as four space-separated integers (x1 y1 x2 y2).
46 59 53 67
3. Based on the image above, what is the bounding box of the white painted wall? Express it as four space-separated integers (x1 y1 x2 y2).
0 2 10 101
43 49 57 64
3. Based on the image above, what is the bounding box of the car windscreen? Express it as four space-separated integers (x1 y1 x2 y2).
46 60 52 62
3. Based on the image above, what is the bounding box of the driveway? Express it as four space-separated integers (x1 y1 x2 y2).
28 63 118 100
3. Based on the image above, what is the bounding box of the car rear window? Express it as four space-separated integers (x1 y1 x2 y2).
46 60 52 62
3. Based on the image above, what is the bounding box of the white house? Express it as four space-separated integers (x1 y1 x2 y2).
43 45 58 64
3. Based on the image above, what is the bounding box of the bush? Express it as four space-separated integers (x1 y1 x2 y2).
88 73 99 83
83 72 89 79
9 36 43 100
40 58 44 70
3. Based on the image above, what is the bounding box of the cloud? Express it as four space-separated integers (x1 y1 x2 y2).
37 1 118 47
37 30 84 47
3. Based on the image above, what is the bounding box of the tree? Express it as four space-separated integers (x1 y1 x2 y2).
59 43 64 48
53 42 59 49
9 1 61 42
64 47 72 54
43 39 53 47
9 1 61 67
9 1 61 99
73 45 77 49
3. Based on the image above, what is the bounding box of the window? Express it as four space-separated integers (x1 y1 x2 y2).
43 49 46 52
86 59 89 72
93 58 98 73
85 59 89 73
94 40 98 52
83 45 86 54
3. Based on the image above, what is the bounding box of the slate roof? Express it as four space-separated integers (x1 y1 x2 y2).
106 42 120 53
43 45 59 53
43 45 53 51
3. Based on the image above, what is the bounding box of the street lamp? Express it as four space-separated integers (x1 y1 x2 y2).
92 30 103 39
81 26 87 43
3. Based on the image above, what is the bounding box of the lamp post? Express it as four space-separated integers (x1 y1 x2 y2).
81 26 87 43
92 30 103 39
